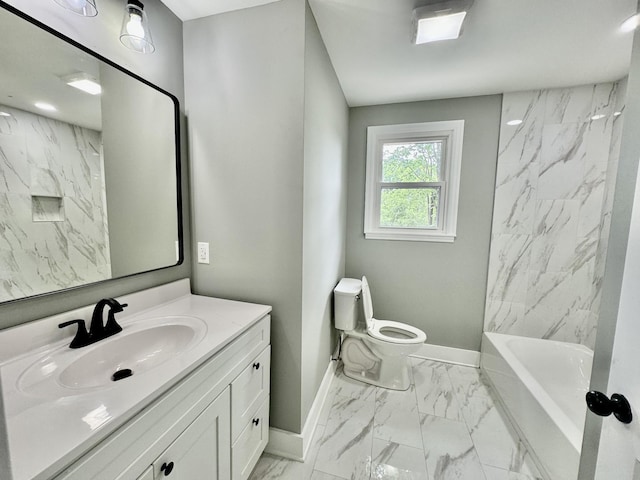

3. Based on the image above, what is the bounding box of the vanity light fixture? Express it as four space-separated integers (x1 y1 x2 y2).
62 73 102 95
412 0 474 44
52 0 98 17
119 0 155 54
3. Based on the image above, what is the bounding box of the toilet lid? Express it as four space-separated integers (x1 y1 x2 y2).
361 276 374 328
361 276 427 344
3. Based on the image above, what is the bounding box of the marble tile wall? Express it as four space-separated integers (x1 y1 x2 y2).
0 105 111 302
484 83 623 349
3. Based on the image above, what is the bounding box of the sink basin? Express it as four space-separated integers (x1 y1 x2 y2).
18 315 207 395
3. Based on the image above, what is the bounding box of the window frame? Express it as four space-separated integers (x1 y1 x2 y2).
364 120 464 242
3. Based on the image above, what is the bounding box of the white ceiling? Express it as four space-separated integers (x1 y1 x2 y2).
160 0 282 21
163 0 637 107
308 0 637 106
0 7 102 130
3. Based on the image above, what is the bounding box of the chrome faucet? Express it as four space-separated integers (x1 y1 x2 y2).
58 298 128 348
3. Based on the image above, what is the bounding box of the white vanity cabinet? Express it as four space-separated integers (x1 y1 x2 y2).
151 387 231 479
231 346 271 480
136 467 153 480
55 314 271 480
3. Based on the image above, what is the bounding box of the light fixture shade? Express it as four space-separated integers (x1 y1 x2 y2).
120 0 155 54
412 0 473 44
52 0 98 17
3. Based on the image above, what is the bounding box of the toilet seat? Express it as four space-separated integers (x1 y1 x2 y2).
368 319 427 344
361 276 427 345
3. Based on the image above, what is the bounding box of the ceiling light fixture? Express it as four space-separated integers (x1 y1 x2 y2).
62 73 102 95
621 12 640 33
120 0 155 54
412 0 474 44
506 119 523 126
52 0 98 17
35 102 57 112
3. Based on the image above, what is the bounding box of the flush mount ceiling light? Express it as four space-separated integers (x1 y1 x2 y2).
621 12 640 32
62 73 102 95
412 0 474 44
35 102 57 112
120 0 155 54
52 0 98 17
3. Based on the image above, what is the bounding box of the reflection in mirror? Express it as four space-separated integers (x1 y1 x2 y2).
0 3 181 304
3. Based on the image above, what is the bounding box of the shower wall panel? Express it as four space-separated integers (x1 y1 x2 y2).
485 83 623 349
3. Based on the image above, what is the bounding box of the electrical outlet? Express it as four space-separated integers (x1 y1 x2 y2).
197 242 210 264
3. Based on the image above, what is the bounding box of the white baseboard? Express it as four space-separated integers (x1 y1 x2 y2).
265 359 337 461
411 342 480 367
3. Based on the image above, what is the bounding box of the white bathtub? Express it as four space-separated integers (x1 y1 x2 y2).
481 332 593 480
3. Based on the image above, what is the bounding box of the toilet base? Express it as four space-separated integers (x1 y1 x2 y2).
341 343 412 390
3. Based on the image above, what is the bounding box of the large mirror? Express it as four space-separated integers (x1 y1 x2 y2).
0 2 181 304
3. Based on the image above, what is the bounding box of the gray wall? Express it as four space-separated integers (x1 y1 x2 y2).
184 0 306 434
184 0 348 433
301 2 349 425
0 0 190 329
346 95 502 351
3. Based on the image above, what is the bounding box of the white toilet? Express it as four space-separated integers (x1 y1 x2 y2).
333 276 427 390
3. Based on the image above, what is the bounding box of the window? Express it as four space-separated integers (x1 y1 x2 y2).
364 120 464 242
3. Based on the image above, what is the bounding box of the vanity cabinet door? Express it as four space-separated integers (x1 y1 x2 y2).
153 387 231 480
137 466 153 480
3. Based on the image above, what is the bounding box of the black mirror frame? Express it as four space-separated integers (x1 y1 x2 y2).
0 0 184 305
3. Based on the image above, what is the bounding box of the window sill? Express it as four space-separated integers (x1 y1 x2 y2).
364 231 456 243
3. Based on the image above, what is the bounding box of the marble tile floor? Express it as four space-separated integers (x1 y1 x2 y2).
249 358 544 480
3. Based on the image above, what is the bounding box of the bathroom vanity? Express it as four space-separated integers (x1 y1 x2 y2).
0 279 271 480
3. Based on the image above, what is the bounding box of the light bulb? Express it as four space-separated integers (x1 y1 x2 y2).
621 13 640 33
126 12 145 39
66 0 87 9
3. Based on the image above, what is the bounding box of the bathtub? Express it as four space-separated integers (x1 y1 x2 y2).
481 332 593 480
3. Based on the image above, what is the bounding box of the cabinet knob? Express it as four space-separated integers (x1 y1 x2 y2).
252 418 260 426
253 362 260 370
160 461 175 476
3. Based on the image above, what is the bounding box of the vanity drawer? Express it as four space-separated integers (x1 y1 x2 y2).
231 346 270 441
232 397 269 480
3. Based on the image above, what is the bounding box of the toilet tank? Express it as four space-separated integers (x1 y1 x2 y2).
334 278 362 331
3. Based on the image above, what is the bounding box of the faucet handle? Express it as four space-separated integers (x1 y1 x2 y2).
104 302 128 335
58 319 91 349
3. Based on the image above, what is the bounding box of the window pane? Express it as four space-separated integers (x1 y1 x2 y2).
382 141 443 182
380 187 440 228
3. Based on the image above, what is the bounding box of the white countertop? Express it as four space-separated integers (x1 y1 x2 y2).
0 279 271 480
